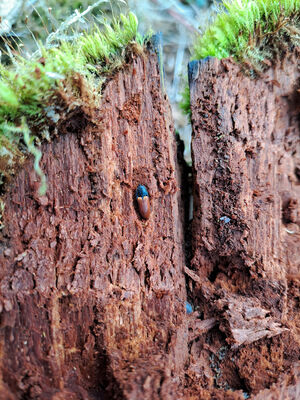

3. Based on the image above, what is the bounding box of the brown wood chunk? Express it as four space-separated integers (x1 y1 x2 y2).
186 51 300 397
0 42 188 399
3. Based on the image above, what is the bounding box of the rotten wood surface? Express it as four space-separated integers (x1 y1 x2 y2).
0 38 299 400
185 51 300 398
0 41 188 399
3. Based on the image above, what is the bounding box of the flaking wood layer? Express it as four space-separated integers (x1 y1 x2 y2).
0 46 187 399
186 52 300 398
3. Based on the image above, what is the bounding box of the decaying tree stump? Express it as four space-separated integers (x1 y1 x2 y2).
1 32 299 399
186 51 300 398
0 40 189 399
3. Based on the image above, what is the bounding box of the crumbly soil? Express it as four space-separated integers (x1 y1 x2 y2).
185 50 300 398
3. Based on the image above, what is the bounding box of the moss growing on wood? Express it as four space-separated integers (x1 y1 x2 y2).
0 11 142 194
181 0 300 115
193 0 300 63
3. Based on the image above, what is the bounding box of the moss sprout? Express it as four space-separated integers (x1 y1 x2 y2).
179 85 192 118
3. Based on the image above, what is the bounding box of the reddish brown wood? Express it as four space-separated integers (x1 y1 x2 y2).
185 51 300 398
0 43 188 399
1 38 299 400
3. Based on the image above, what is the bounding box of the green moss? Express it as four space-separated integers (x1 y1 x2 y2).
80 13 143 65
193 0 300 62
179 85 192 118
181 0 300 115
0 11 142 194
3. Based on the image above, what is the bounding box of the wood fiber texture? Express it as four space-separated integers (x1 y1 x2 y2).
0 46 188 399
186 52 300 399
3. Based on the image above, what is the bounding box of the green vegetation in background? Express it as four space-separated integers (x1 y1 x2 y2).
21 0 125 49
180 85 192 118
0 8 142 197
181 0 300 115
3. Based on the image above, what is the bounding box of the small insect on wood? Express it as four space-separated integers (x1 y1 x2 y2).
136 185 151 220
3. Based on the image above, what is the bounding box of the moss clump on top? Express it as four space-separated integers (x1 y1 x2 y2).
181 0 300 115
0 11 143 195
193 0 300 62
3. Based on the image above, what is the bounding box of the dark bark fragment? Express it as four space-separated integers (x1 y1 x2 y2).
0 46 188 399
187 51 300 397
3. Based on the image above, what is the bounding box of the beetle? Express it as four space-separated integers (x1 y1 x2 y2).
136 184 151 220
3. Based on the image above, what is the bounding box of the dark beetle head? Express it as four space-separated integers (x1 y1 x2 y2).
136 184 149 199
136 185 150 219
